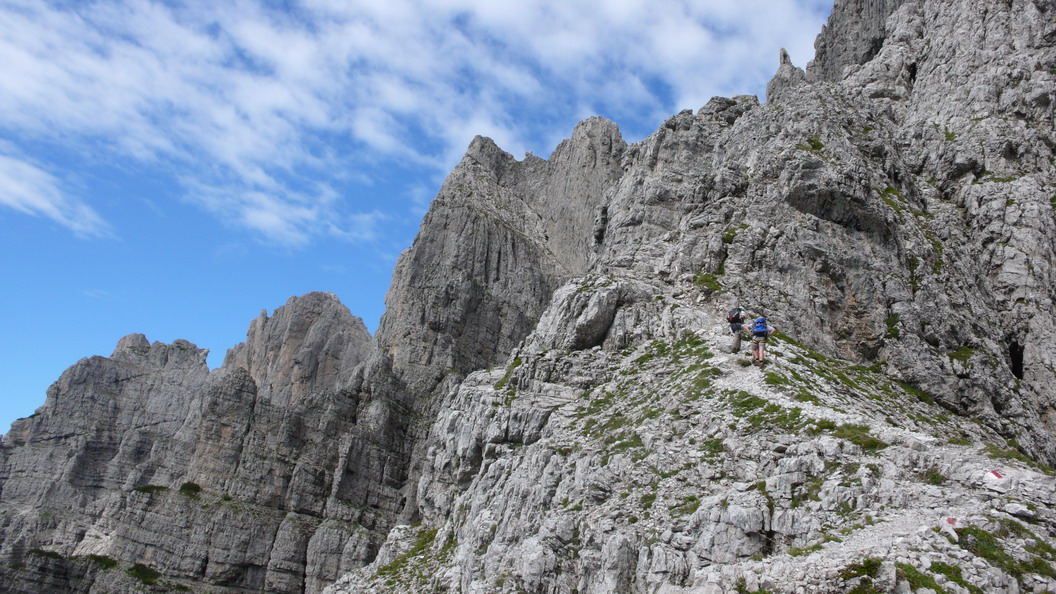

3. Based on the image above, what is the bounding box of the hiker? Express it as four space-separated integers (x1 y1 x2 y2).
727 306 749 353
750 317 775 364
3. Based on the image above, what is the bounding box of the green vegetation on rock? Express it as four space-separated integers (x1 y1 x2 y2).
87 555 118 570
831 424 888 452
796 135 824 152
930 561 983 594
884 315 900 339
494 358 522 390
126 563 161 585
377 528 439 578
693 271 722 291
896 563 945 593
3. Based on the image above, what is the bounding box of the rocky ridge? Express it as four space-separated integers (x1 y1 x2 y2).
328 306 1056 592
2 0 1055 592
0 294 385 592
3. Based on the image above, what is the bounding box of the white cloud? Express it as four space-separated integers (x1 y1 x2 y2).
0 0 831 244
0 152 109 237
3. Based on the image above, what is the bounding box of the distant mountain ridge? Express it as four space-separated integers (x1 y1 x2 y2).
2 0 1055 592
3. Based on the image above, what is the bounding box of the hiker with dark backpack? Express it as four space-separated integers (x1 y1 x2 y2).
750 317 775 365
727 306 748 353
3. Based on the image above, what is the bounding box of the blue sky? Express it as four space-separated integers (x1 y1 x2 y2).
0 0 832 434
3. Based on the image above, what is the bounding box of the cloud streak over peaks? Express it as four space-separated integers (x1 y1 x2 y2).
0 0 831 245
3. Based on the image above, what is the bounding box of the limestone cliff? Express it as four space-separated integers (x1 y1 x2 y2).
2 0 1055 592
0 294 381 592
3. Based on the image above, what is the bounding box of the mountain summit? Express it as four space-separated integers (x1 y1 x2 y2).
2 0 1055 592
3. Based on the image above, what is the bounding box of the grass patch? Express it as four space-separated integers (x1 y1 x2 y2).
949 346 975 363
878 186 906 213
728 391 767 416
934 123 957 142
693 271 722 291
610 433 644 455
722 224 748 244
640 493 656 509
669 495 700 517
796 135 824 152
493 358 522 390
920 466 946 485
897 381 934 404
832 424 888 452
28 548 64 560
953 519 1056 581
884 315 900 339
956 525 1021 577
178 482 202 498
133 485 167 494
931 561 984 593
724 391 809 433
377 528 439 577
86 555 119 570
126 563 161 586
764 371 790 387
896 563 945 592
788 543 822 557
839 557 882 581
791 475 826 508
983 444 1055 474
701 438 724 455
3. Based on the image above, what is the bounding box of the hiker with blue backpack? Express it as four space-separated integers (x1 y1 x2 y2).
750 317 775 365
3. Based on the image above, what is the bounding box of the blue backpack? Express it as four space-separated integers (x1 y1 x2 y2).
753 318 768 335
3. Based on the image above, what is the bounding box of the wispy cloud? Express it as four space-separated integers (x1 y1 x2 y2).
0 0 830 244
0 150 109 237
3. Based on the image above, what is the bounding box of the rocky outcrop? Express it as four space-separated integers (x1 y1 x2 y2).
808 0 910 83
3 0 1055 592
329 311 1056 593
328 0 1056 591
374 117 625 396
0 293 382 592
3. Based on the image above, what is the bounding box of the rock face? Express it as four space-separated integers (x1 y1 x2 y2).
375 118 624 395
0 294 382 592
3 0 1056 592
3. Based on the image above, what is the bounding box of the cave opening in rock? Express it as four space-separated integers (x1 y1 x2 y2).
1009 340 1024 380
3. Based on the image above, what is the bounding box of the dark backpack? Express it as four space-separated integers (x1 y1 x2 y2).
728 308 741 323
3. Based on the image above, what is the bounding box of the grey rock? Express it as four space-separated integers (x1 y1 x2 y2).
0 293 379 592
6 0 1056 592
766 48 808 103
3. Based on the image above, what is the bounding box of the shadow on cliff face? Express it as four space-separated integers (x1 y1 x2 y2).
786 181 891 240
